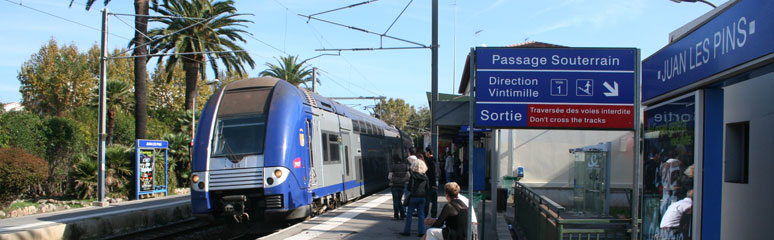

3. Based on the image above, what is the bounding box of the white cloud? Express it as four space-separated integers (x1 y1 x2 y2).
471 0 506 18
527 0 647 36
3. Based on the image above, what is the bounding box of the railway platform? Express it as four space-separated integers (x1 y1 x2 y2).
0 194 190 240
261 188 514 240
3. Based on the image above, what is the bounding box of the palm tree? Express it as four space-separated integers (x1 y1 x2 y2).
74 0 151 140
91 80 134 145
260 55 316 87
148 0 255 110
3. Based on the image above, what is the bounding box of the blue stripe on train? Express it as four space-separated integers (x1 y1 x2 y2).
311 180 363 198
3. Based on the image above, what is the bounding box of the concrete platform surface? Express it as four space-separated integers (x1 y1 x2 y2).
0 194 190 240
261 189 511 240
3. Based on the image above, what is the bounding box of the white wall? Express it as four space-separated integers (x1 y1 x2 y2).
494 129 634 206
721 72 774 240
496 129 634 187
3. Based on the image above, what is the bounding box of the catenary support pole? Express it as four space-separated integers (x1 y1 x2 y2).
312 67 317 92
98 8 109 204
631 49 642 240
467 49 475 240
431 0 439 167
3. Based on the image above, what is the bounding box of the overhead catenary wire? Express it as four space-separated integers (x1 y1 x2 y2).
383 0 413 35
3 0 132 41
268 0 384 97
308 0 379 17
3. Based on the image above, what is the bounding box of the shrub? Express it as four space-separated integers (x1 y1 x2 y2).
43 116 86 196
0 148 48 208
105 144 133 199
0 111 46 157
112 111 135 146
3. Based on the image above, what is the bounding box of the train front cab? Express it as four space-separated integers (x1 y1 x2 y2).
190 78 314 221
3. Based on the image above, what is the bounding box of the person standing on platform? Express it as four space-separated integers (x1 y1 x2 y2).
445 150 455 183
388 155 411 220
407 147 418 166
424 147 439 217
400 160 429 237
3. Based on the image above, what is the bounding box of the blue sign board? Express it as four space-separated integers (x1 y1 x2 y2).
138 139 168 149
475 47 637 129
642 0 774 102
135 139 169 199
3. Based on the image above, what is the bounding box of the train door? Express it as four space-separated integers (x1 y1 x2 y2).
355 148 365 196
305 118 317 187
340 132 358 201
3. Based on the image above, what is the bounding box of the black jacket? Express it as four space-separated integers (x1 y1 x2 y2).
388 162 410 187
407 171 429 198
425 157 438 187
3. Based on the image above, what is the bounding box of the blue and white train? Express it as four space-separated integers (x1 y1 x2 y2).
190 77 411 221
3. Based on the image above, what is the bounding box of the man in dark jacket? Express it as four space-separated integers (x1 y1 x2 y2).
424 147 439 217
388 155 410 220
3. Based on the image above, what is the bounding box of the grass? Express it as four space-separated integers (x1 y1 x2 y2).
6 201 40 211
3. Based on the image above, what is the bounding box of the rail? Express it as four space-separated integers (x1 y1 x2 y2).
513 182 632 240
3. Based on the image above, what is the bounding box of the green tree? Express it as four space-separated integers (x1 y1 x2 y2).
18 39 94 116
104 144 133 198
72 154 97 199
374 98 413 130
406 105 431 138
0 111 46 157
43 116 86 196
76 0 152 140
214 69 247 89
260 55 316 87
148 0 255 111
90 80 134 145
86 45 135 85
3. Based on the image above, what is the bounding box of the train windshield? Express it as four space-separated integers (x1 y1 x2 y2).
211 88 272 157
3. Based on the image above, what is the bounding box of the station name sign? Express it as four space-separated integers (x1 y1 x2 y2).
642 0 774 101
475 47 637 129
137 139 168 149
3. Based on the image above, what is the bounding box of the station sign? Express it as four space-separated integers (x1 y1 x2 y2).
138 139 168 148
475 47 637 129
642 0 774 102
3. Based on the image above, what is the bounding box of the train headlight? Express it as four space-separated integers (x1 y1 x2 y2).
191 174 200 183
264 167 289 188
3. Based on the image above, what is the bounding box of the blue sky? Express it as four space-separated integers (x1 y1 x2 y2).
0 0 721 112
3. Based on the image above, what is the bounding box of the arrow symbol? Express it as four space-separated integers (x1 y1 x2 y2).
603 81 619 97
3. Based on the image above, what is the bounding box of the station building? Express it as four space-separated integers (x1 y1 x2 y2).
641 0 773 239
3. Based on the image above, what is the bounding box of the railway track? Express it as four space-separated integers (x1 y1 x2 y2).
109 191 370 239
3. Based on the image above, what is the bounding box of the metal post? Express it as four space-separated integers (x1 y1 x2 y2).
312 67 317 92
97 8 109 204
431 0 439 163
605 141 612 216
192 94 195 142
467 49 475 240
631 49 642 240
491 130 499 228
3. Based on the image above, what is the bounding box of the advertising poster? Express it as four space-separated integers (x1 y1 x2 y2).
139 150 155 192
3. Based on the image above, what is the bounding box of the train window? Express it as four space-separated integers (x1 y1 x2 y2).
328 134 340 163
345 146 350 176
211 115 267 157
352 120 360 132
306 119 314 168
322 133 329 163
366 123 373 135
